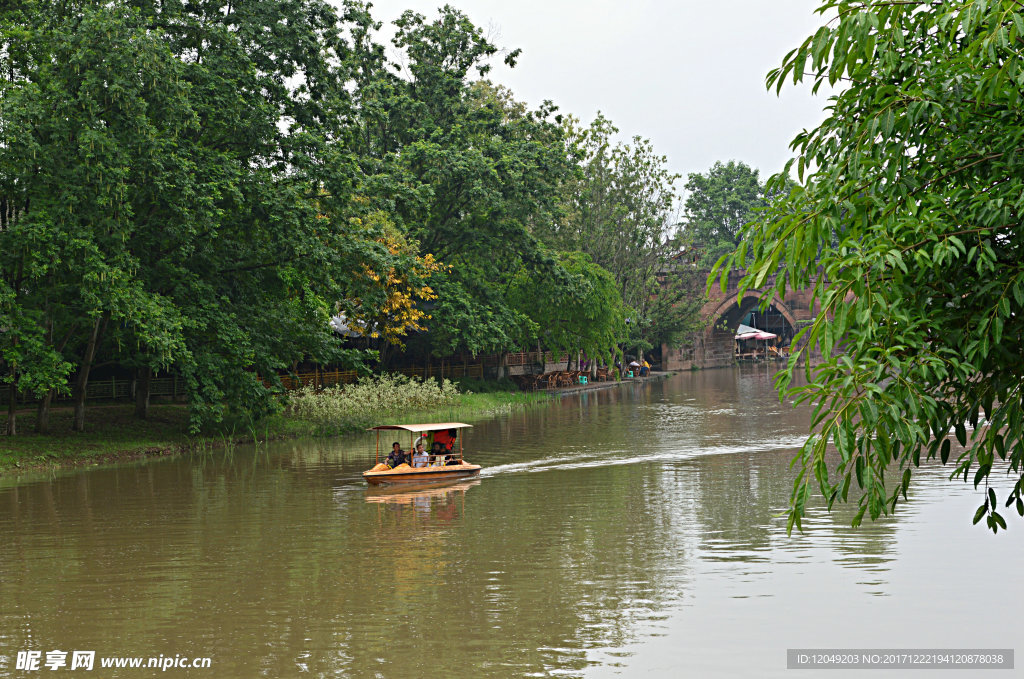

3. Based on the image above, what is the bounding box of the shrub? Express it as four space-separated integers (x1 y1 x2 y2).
286 373 460 432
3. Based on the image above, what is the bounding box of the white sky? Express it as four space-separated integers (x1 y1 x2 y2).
343 1 834 185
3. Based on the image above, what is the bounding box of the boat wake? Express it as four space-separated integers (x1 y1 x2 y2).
480 435 809 477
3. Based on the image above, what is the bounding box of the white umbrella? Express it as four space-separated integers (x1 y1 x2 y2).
735 324 778 358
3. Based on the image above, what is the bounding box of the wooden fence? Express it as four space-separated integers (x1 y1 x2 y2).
270 363 486 391
0 352 572 405
0 375 187 406
482 351 568 366
398 363 483 380
272 369 360 391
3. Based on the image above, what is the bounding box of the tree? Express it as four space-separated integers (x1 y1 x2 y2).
682 161 765 268
1 0 396 431
127 0 386 429
647 256 708 351
509 252 626 367
547 114 695 361
1 4 193 432
347 6 572 359
716 0 1024 533
338 211 443 360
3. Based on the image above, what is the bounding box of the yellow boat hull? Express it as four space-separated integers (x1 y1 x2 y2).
362 464 481 485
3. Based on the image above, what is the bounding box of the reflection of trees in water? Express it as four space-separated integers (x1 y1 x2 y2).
798 450 914 582
682 444 901 583
685 450 792 559
340 464 693 677
662 368 901 583
0 453 694 678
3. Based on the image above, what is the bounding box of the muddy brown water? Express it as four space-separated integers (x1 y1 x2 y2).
1 366 1021 677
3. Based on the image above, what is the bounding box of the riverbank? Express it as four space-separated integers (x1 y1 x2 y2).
548 370 673 395
0 389 551 476
0 373 674 476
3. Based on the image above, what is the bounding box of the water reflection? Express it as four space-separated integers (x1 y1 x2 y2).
1 368 1022 678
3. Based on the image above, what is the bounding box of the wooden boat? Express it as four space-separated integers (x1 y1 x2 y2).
362 422 481 485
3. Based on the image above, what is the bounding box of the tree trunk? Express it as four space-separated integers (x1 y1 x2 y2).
73 314 106 433
36 390 53 434
36 317 73 434
134 366 151 420
6 381 16 436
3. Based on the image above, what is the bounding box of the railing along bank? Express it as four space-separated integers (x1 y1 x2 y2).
0 375 187 406
0 352 567 405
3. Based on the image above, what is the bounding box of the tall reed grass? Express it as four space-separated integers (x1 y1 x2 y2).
286 373 461 433
284 373 550 435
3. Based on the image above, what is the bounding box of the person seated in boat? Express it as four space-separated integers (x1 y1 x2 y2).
434 428 457 452
431 440 447 466
412 442 429 468
386 442 409 469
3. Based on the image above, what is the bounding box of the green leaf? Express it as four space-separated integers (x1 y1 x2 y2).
974 463 991 489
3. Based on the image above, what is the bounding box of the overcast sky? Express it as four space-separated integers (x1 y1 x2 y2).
344 0 833 186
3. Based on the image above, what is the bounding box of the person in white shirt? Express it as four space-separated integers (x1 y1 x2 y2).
412 442 429 468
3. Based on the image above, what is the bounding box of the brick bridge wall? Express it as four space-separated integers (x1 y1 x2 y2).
663 269 822 370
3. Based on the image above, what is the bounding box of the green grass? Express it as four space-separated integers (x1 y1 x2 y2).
0 404 195 472
0 389 551 475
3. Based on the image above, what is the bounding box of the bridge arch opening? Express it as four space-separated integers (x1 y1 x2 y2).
710 293 799 345
662 276 814 370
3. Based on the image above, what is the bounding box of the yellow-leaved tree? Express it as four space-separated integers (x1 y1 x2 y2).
341 211 444 349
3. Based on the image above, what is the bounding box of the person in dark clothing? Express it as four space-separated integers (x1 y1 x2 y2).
386 442 409 468
435 428 461 464
434 428 457 452
431 441 446 466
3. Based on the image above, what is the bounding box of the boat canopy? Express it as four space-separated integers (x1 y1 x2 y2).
368 422 472 433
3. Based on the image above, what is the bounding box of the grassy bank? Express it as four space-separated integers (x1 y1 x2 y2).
0 383 550 475
283 375 550 436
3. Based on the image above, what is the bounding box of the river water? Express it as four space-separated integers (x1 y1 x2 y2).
1 366 1021 677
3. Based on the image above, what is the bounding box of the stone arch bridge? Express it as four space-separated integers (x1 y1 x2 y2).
663 269 821 370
